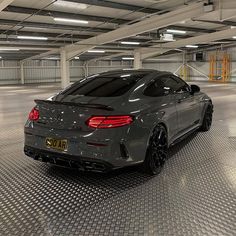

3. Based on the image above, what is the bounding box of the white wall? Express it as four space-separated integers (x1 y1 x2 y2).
0 60 20 85
144 49 236 82
0 47 236 85
0 60 133 85
87 60 132 75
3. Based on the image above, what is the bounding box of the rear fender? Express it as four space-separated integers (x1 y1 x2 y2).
138 112 169 156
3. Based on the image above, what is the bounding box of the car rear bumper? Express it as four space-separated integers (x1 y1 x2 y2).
24 145 114 172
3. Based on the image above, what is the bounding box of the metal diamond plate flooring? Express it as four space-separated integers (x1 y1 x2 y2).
0 83 236 236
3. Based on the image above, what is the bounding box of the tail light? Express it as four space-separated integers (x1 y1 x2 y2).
87 115 133 129
28 107 39 121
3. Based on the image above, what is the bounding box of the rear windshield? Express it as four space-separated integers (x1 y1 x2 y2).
62 73 148 97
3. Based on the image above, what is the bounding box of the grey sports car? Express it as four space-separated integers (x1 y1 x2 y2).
24 69 213 175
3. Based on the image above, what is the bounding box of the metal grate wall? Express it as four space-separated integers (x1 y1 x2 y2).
1 52 236 85
0 60 132 85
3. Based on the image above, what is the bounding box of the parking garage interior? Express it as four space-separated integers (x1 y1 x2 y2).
0 0 236 235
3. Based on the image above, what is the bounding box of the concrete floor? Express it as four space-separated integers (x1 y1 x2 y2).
0 82 236 235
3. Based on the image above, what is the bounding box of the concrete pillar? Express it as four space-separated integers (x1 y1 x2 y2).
134 50 142 69
20 62 24 85
60 48 70 89
83 61 89 77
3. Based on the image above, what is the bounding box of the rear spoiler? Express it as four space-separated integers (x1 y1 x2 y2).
35 99 114 111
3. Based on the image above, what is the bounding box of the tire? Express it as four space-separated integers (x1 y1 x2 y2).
200 103 213 132
143 124 168 175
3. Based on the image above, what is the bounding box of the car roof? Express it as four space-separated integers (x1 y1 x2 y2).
97 69 172 77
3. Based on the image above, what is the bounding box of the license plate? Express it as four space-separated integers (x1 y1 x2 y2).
45 138 68 151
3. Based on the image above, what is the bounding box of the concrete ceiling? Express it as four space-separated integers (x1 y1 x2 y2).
0 0 235 60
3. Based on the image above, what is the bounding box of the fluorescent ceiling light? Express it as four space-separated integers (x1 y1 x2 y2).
122 57 134 60
44 57 60 60
146 58 179 62
54 17 88 24
167 29 186 34
0 56 2 59
231 26 236 29
121 41 140 45
0 48 20 51
185 45 198 48
17 36 48 40
161 33 175 41
87 50 105 53
54 0 87 10
23 27 48 31
74 56 80 59
232 36 236 39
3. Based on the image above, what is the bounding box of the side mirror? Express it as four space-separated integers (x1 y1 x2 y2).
190 84 200 95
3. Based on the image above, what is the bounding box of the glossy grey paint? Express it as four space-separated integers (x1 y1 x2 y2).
24 69 212 169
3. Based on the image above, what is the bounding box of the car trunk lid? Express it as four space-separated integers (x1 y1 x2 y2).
35 99 116 131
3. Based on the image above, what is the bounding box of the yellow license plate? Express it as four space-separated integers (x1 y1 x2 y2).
45 138 68 151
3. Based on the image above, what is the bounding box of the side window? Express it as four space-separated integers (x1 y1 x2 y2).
143 77 176 97
143 79 168 97
172 76 190 93
161 76 180 92
143 75 190 97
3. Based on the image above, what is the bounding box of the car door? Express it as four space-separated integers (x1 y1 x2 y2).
171 76 201 133
143 76 179 140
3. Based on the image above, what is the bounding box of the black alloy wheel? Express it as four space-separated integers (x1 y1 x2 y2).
200 104 213 131
143 124 168 175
